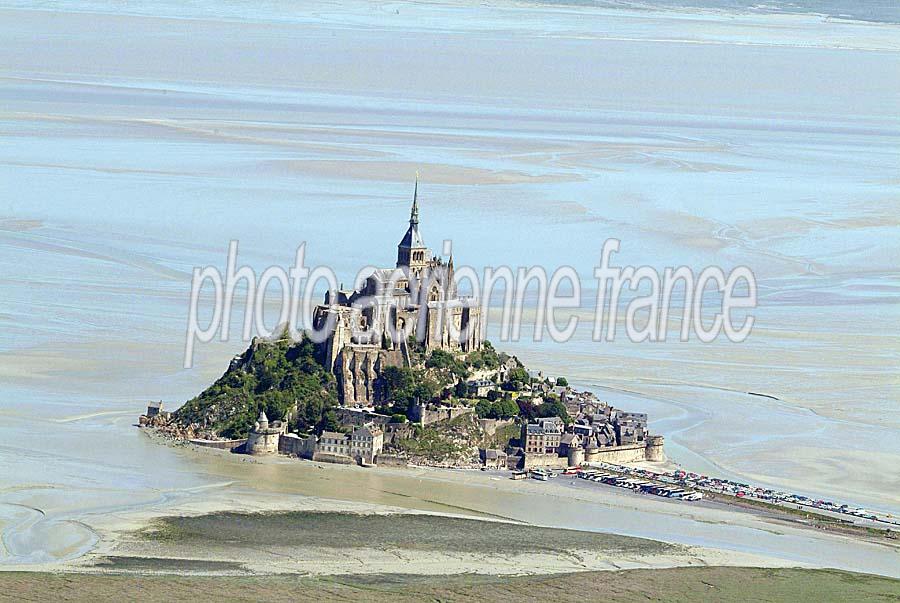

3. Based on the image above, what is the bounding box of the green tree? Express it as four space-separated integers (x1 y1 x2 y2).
318 409 340 432
412 379 438 405
465 340 501 370
517 398 537 421
556 377 568 387
380 366 416 403
485 398 517 419
538 398 570 423
502 367 529 391
496 397 519 419
426 349 468 379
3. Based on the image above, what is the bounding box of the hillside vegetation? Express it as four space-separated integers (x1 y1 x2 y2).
173 334 338 439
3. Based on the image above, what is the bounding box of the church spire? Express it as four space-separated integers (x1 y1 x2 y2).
397 174 428 269
410 173 419 226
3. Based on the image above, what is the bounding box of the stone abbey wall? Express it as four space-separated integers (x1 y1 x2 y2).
335 347 405 406
312 196 485 407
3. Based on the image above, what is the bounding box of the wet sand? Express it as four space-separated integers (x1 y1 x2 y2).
5 442 893 578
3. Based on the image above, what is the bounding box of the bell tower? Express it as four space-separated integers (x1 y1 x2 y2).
396 177 430 276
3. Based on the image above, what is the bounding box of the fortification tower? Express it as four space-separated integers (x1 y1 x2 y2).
245 410 284 455
645 435 666 462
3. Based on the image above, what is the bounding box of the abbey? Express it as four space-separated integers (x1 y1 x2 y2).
313 181 483 405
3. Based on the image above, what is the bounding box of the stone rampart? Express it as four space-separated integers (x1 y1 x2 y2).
410 403 474 426
522 453 569 470
375 453 408 467
311 451 355 465
584 443 649 464
384 423 415 445
188 438 246 451
278 433 316 458
526 440 662 469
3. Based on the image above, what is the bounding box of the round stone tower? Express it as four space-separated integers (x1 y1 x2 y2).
245 410 282 455
645 435 666 462
567 446 585 467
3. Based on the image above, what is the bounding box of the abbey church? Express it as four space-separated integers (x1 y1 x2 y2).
313 181 483 405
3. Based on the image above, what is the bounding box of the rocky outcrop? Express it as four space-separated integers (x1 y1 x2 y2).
139 410 208 440
388 413 486 468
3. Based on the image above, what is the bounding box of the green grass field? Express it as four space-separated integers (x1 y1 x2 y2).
1 567 898 602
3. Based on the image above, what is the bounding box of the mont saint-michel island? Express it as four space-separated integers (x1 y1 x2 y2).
142 187 665 473
140 188 895 529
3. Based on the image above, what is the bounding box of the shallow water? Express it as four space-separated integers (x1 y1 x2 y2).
0 0 898 564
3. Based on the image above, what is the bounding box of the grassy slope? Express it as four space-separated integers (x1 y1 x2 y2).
1 568 898 602
173 335 337 438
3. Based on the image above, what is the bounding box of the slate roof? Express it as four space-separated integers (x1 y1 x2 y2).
320 431 347 441
398 223 426 249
